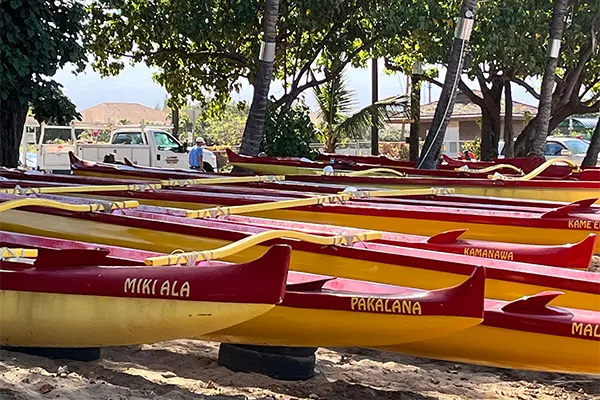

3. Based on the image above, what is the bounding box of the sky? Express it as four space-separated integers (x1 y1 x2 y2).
54 61 540 113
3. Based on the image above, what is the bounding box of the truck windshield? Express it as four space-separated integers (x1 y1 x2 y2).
152 131 180 150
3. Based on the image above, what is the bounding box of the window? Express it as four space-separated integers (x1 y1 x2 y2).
152 131 180 150
113 132 143 145
544 142 565 156
449 142 458 154
562 139 589 154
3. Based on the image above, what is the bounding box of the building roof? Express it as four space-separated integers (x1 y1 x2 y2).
391 90 538 123
557 117 599 129
80 102 169 125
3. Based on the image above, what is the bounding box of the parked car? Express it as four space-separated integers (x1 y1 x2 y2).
498 136 599 165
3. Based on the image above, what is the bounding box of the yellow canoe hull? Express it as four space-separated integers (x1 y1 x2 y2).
2 210 598 312
0 290 273 347
76 168 600 204
380 325 600 375
226 162 600 204
61 194 600 252
203 305 483 347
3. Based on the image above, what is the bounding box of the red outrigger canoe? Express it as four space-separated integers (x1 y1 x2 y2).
0 240 290 347
0 231 486 348
0 175 597 265
8 177 599 251
1 193 598 312
3 231 599 374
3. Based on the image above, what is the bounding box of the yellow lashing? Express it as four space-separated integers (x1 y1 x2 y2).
185 193 352 218
145 229 383 266
341 187 455 199
0 198 139 214
0 248 38 259
323 168 407 178
454 164 524 175
0 183 160 195
160 175 285 187
488 158 580 181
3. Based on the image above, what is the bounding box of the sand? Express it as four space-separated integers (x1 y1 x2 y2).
1 340 599 400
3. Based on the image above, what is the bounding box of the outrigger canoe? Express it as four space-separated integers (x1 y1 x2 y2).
0 240 290 347
227 149 518 178
13 179 598 252
188 214 597 269
53 153 600 204
1 176 594 268
1 194 599 312
0 175 600 254
227 149 600 181
382 292 600 375
0 231 486 348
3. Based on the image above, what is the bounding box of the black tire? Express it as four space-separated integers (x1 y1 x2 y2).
218 343 315 381
3 346 101 361
233 345 317 357
203 162 214 172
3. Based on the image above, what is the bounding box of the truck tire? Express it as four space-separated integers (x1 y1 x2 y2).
3 346 101 361
218 344 315 381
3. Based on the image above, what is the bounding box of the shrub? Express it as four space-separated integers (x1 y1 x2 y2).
261 101 318 158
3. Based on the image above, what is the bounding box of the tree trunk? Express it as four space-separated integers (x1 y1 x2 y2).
514 116 538 156
370 58 379 156
582 119 600 167
503 81 515 158
417 0 478 169
0 96 28 168
239 0 280 156
409 74 421 162
172 107 180 139
529 0 570 156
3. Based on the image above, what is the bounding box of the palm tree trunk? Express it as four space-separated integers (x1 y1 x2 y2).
528 0 570 157
172 107 180 139
239 0 280 156
582 119 600 167
370 58 379 156
409 74 421 162
417 0 478 169
0 94 27 168
503 81 515 158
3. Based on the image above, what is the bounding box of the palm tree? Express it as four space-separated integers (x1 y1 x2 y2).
528 0 570 157
417 0 478 169
313 72 407 153
239 0 280 156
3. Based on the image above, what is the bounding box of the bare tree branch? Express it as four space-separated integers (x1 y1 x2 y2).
512 78 541 100
275 36 379 107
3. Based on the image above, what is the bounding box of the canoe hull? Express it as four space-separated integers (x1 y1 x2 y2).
0 290 273 347
2 210 598 311
51 193 600 253
203 306 482 347
380 324 600 375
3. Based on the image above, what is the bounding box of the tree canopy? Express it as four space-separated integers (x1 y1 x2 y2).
384 0 600 160
86 0 421 111
1 0 86 167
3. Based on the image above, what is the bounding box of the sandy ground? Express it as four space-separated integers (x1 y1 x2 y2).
1 341 599 400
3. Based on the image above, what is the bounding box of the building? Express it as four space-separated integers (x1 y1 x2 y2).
386 91 538 156
79 102 169 125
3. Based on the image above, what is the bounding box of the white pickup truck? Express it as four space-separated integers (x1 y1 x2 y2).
36 127 217 173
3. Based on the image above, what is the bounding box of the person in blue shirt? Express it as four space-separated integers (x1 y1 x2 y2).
189 137 205 171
